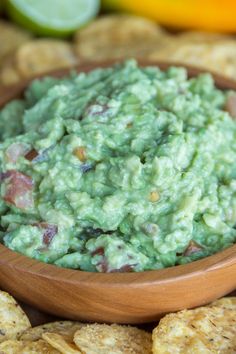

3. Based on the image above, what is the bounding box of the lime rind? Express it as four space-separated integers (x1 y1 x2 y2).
7 0 100 37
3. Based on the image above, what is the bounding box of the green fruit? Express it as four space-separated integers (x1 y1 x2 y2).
7 0 100 38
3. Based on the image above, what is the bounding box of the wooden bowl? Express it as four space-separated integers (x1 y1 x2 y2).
0 61 236 324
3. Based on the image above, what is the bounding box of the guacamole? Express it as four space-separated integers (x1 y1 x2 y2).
0 60 236 272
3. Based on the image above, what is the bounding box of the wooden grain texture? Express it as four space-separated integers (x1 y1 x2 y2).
0 60 235 324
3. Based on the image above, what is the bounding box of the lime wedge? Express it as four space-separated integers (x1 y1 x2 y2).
7 0 100 37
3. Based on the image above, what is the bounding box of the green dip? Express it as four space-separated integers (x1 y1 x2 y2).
0 60 236 272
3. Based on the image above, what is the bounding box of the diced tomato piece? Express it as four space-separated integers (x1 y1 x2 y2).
6 143 30 163
110 264 135 272
225 94 236 118
183 240 203 256
24 149 39 161
34 222 58 246
91 247 105 257
91 247 135 272
91 247 108 272
96 258 109 272
1 170 34 209
5 143 38 163
86 103 109 117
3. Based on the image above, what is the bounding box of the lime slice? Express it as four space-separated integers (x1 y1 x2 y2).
7 0 100 37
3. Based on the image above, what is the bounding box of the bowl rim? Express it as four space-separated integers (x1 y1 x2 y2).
0 243 236 285
0 59 236 284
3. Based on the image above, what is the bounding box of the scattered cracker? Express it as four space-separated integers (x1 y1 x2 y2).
0 290 31 343
74 323 152 354
21 321 85 342
149 40 236 79
43 332 81 354
15 39 78 78
175 31 231 44
0 339 59 353
210 297 236 311
0 56 22 86
75 14 169 61
152 306 236 353
23 339 60 353
0 20 31 64
0 339 24 353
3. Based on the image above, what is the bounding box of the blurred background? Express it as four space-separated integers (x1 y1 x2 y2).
1 0 236 87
